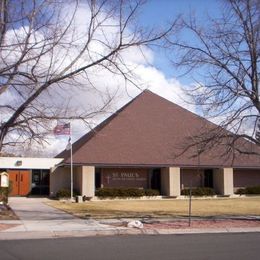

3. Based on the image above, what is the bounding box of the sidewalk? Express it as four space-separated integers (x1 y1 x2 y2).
1 220 260 240
0 197 260 240
0 197 125 240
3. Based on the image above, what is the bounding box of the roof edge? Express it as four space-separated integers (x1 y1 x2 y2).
56 90 148 160
57 162 260 169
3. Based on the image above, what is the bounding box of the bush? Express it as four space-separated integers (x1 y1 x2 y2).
181 187 216 196
0 187 9 204
95 188 160 198
235 186 260 195
144 189 160 196
56 188 79 198
245 186 260 194
235 188 246 195
95 188 144 197
0 180 12 204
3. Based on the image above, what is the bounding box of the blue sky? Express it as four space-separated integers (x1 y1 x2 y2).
138 0 222 84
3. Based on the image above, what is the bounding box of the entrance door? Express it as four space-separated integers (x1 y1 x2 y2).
8 170 30 196
151 169 161 192
31 169 50 195
204 169 213 188
8 170 19 196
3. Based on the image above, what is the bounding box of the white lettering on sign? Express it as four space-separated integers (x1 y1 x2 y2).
112 173 119 178
121 173 135 178
109 172 146 181
105 175 111 184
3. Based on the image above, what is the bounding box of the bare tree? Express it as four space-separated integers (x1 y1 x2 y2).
0 0 177 153
166 0 260 156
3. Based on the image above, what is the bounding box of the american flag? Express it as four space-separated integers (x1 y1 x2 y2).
66 137 72 150
53 123 70 135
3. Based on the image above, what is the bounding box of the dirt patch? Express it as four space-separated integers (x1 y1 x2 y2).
143 220 260 230
0 223 20 231
108 219 260 230
0 204 19 220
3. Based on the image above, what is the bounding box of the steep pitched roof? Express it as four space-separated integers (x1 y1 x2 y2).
57 90 260 168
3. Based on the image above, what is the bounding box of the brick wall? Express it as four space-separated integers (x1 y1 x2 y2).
180 169 204 188
233 169 260 188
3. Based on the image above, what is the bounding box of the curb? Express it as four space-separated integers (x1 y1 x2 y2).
1 227 260 240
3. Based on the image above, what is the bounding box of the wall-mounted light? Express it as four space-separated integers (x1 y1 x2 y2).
15 160 22 166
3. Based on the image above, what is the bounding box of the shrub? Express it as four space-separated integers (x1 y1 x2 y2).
235 186 260 195
181 187 216 196
0 180 13 204
235 188 246 195
123 188 144 197
144 189 160 196
95 188 115 197
56 188 79 198
245 186 260 194
0 187 9 204
95 188 160 198
95 188 144 197
181 189 189 196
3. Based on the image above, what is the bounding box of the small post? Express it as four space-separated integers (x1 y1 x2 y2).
188 179 192 227
0 172 9 204
70 125 73 201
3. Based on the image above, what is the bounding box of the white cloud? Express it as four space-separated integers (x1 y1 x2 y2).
4 51 196 157
33 64 196 157
2 2 197 157
135 65 196 111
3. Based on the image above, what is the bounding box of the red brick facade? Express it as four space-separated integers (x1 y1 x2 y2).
234 169 260 188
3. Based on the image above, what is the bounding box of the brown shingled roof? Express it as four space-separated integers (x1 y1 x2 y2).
57 90 260 168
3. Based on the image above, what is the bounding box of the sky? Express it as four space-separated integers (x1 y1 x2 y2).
3 0 226 157
138 0 222 82
44 0 224 157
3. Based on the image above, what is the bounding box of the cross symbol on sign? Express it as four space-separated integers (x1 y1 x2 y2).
105 175 111 184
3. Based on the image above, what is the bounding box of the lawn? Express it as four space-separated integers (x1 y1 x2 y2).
46 197 260 219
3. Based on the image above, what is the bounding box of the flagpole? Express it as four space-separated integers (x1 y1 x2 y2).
70 123 73 201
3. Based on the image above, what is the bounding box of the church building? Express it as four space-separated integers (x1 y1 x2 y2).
50 91 260 197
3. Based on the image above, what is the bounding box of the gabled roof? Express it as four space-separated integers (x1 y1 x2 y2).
57 90 260 168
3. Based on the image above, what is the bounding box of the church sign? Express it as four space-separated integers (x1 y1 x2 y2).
102 168 148 188
0 172 9 188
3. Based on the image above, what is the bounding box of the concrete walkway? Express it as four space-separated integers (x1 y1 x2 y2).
9 197 75 220
0 197 123 240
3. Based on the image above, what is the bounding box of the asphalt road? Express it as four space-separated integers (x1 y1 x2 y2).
0 233 260 260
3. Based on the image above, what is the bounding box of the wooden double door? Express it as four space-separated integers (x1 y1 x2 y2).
8 170 30 196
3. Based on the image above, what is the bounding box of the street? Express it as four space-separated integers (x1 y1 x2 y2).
0 233 259 260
